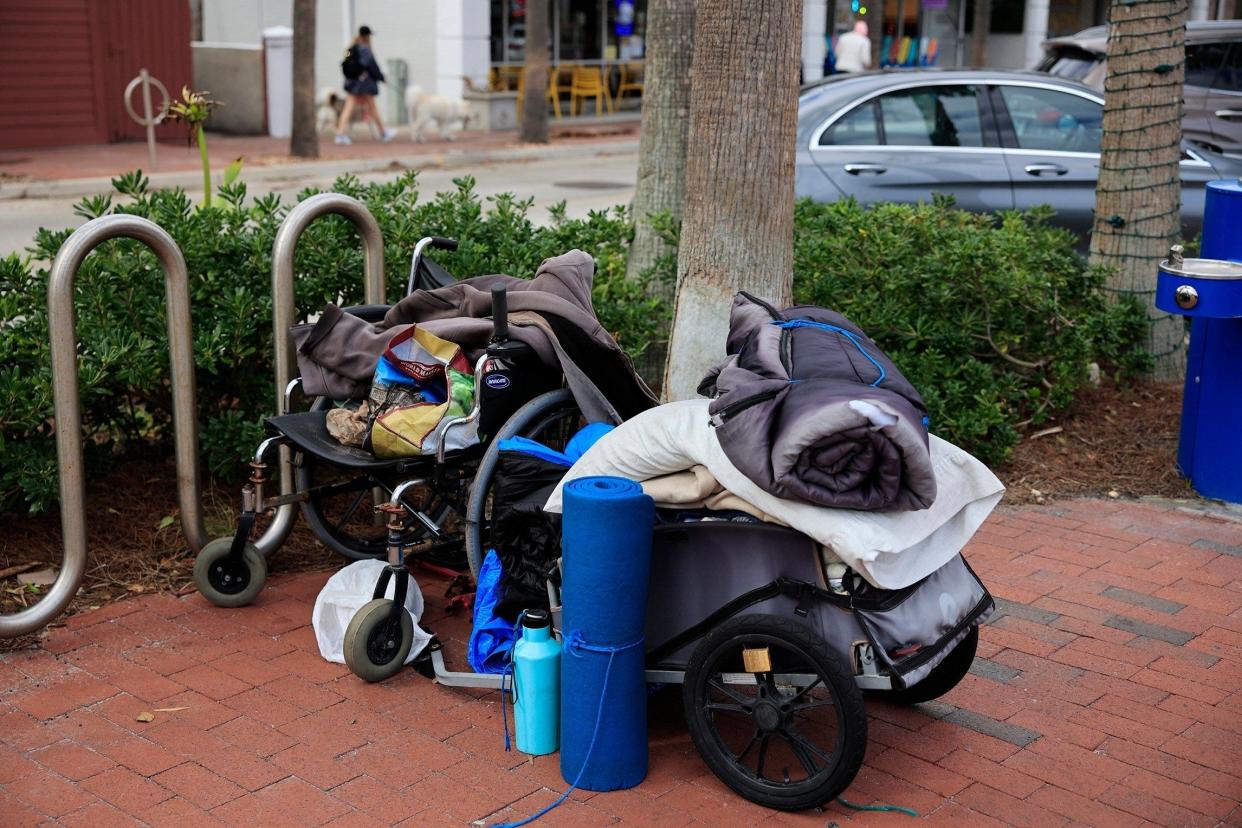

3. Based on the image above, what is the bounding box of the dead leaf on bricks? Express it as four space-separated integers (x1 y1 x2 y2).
135 711 155 723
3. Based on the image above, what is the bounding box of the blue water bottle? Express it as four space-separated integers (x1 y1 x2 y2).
513 609 560 755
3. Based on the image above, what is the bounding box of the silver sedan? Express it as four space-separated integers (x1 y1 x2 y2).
795 70 1242 243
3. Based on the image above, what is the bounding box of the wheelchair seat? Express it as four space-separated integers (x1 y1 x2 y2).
267 411 423 471
266 410 485 471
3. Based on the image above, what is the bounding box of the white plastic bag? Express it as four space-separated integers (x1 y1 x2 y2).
312 559 433 665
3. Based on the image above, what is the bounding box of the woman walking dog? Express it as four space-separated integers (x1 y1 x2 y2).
335 25 396 144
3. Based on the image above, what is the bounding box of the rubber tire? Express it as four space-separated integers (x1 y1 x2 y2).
294 453 453 562
464 388 577 579
192 537 268 608
683 613 868 812
343 598 415 683
297 395 452 562
870 625 979 705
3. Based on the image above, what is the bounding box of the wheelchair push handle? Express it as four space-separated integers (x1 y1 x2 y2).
429 236 459 252
491 285 509 342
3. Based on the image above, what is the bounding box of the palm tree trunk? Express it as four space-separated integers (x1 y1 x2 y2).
970 0 991 66
625 0 695 294
289 0 319 159
1089 0 1188 380
663 0 802 400
520 0 550 144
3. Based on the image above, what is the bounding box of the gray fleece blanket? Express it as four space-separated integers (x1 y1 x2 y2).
700 293 937 512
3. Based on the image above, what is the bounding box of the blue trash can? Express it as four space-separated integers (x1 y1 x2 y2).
1154 179 1242 503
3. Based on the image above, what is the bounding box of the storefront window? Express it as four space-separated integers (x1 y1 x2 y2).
490 0 646 64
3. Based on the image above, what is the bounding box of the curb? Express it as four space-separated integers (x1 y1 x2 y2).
0 137 640 202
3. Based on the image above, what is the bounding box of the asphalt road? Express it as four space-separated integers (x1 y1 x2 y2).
0 150 639 259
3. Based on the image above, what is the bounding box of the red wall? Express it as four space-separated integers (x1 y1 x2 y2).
0 0 192 150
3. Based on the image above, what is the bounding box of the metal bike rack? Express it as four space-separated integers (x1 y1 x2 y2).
0 216 208 639
255 193 386 556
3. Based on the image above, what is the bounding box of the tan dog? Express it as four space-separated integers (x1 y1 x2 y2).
404 86 475 142
317 87 345 134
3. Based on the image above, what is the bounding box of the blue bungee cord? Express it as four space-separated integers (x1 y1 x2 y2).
493 631 643 828
774 319 888 387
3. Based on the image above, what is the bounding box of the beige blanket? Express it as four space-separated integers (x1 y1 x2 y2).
639 465 783 525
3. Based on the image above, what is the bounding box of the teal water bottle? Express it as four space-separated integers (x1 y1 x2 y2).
513 609 560 755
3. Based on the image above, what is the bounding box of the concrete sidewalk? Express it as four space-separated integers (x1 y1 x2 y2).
0 120 640 202
1 498 1241 826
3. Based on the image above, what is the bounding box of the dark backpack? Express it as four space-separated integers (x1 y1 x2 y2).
341 45 363 80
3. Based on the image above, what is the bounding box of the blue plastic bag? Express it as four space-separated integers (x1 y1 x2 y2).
468 550 515 673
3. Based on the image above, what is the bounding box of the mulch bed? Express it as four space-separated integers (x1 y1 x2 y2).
0 380 1193 650
996 379 1193 505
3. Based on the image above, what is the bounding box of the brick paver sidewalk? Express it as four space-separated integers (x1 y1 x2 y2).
2 498 1240 826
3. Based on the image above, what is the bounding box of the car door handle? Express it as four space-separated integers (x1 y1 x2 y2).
1024 163 1068 177
843 163 887 176
1215 109 1242 120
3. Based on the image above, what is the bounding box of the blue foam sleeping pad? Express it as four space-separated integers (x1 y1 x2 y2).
559 476 654 791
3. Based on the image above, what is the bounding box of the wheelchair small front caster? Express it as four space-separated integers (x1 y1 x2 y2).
344 598 415 682
192 537 268 608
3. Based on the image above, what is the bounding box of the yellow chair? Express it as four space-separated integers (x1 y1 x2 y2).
614 62 644 108
515 67 564 122
569 66 613 116
548 65 571 118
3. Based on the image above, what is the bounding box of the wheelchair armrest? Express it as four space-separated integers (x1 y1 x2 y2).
340 304 391 324
434 352 488 464
283 377 302 415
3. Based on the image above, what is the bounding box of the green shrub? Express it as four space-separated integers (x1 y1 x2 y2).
792 197 1149 464
0 171 668 514
0 177 1145 516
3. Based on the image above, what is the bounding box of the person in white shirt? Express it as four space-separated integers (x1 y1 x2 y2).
835 21 872 73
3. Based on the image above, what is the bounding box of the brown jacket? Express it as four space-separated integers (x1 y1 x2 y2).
291 250 656 423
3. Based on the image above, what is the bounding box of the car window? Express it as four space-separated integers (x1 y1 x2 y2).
876 86 984 147
1186 42 1230 89
1214 43 1242 93
998 85 1102 153
819 101 879 145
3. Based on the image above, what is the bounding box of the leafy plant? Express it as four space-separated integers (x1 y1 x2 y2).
791 197 1149 463
168 87 231 208
0 172 668 514
0 178 1145 516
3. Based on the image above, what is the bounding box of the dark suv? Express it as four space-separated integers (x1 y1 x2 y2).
1038 20 1242 157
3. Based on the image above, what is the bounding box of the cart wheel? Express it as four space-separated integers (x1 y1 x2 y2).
192 537 268 608
344 599 414 682
683 613 867 812
870 625 978 705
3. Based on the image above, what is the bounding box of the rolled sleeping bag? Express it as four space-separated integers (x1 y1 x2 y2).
559 476 654 791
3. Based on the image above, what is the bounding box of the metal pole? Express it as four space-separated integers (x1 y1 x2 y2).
0 216 207 639
141 69 158 170
257 193 386 556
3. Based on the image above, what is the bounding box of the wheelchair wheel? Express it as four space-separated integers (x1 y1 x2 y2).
295 454 453 561
869 625 978 705
683 613 867 812
343 598 414 682
296 395 454 561
192 537 268 608
464 389 581 579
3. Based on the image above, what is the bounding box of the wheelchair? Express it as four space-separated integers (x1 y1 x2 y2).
190 237 584 612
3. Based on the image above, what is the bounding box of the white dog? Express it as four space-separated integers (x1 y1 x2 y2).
405 86 475 142
317 87 345 134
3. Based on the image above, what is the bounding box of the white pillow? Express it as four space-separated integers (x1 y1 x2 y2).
545 399 1004 590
